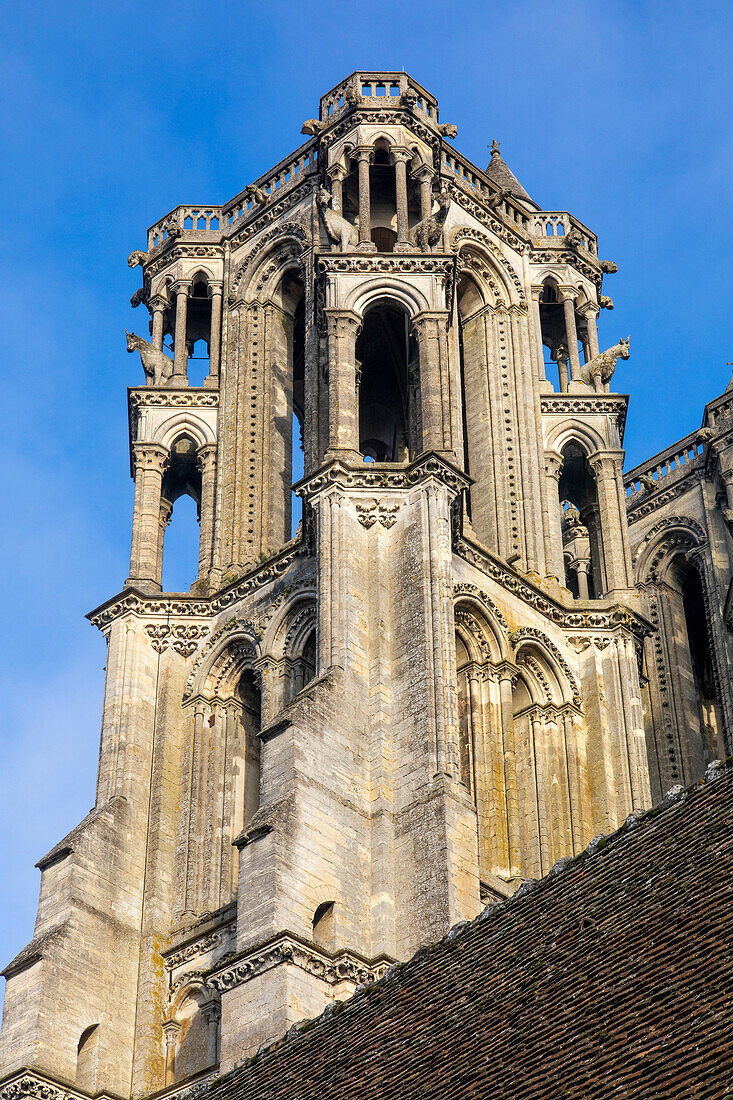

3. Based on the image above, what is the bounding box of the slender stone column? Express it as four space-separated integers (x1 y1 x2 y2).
576 559 591 600
498 667 520 877
589 451 634 591
324 308 361 458
411 311 452 455
560 288 581 381
544 451 565 582
580 304 600 362
156 496 173 589
197 442 217 580
412 165 434 222
355 146 374 250
393 148 412 251
327 164 347 211
150 294 167 351
202 1001 221 1067
126 443 169 590
173 281 190 385
530 286 546 382
555 344 569 393
162 1020 181 1085
205 284 223 387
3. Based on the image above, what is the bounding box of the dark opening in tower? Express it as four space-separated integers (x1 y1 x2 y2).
356 301 417 461
558 444 601 598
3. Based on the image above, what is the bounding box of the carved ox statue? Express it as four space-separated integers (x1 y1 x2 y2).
125 330 174 387
578 336 630 392
317 186 359 251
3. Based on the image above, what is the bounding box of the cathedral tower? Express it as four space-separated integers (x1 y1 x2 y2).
4 71 707 1097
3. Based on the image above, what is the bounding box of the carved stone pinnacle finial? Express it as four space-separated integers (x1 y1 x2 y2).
489 139 501 156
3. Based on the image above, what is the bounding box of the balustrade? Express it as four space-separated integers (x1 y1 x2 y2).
624 433 705 499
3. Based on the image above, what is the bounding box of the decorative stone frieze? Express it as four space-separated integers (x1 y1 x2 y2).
208 934 392 994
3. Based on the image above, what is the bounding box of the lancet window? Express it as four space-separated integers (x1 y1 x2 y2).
636 526 728 798
356 301 417 461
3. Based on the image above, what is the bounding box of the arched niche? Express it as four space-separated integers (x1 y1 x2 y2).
452 599 511 884
635 520 727 797
165 981 220 1085
511 637 584 878
356 299 417 461
557 443 603 598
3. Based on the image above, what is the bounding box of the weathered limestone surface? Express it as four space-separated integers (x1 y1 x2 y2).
1 70 730 1099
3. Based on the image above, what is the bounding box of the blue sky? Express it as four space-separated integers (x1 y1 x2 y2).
1 0 732 998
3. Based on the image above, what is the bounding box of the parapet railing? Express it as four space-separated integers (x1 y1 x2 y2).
147 140 319 250
624 431 704 500
530 213 598 255
319 72 439 123
440 147 531 229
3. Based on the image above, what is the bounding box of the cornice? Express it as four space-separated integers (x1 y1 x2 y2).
128 387 220 410
208 931 393 994
455 534 653 640
295 451 472 501
87 541 311 632
540 392 629 439
317 253 454 276
0 1069 124 1100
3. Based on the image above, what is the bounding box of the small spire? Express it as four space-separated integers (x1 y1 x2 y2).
489 139 501 157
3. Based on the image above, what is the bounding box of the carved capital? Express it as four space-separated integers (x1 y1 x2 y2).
411 310 450 341
545 450 564 482
391 146 413 163
149 293 169 312
196 441 217 474
354 144 373 163
172 279 190 298
558 285 578 303
588 451 624 481
325 308 362 340
327 163 348 182
132 442 170 476
410 163 435 183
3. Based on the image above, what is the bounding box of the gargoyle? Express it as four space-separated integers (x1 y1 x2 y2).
164 219 181 239
127 250 148 268
401 87 417 108
125 330 174 387
578 336 630 392
600 295 614 310
566 226 584 251
317 186 359 251
411 190 451 252
301 119 326 136
600 259 618 274
244 185 269 205
130 288 147 308
488 187 512 210
438 123 458 139
639 473 656 493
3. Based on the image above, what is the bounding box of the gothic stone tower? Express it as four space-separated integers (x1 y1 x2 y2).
1 73 659 1097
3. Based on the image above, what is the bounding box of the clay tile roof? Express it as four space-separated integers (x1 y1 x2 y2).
485 140 535 206
207 762 733 1099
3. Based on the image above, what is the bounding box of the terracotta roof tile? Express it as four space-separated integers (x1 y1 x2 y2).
207 761 733 1099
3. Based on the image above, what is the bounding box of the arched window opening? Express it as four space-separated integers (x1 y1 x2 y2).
675 561 725 778
456 271 490 524
237 669 262 828
356 302 415 461
186 278 212 384
291 292 305 538
268 269 304 547
160 437 202 593
76 1024 100 1090
370 143 397 251
558 448 601 598
539 280 583 392
455 633 476 796
286 625 316 704
312 900 335 950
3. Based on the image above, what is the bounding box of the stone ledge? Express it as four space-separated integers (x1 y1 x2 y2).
208 932 393 994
